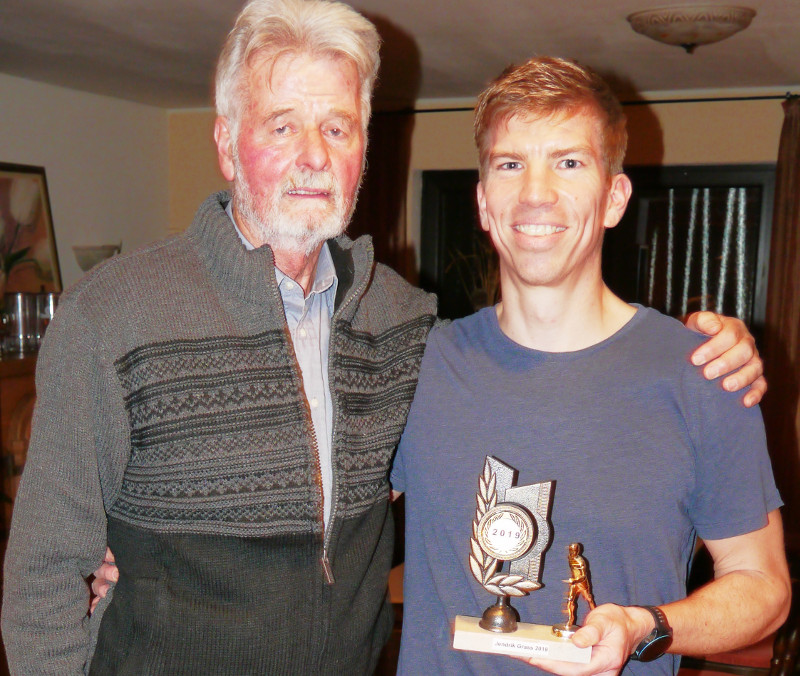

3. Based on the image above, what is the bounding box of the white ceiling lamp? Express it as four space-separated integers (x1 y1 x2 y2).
627 5 756 54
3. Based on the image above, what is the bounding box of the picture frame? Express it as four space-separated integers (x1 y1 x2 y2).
0 162 62 293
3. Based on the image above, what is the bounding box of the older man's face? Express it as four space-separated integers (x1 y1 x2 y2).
215 51 365 254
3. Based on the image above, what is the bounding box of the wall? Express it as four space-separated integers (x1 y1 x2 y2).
4 77 780 286
0 74 169 289
624 97 784 165
405 96 784 170
167 110 226 233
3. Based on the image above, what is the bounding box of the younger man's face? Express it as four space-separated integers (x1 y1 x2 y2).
477 107 631 296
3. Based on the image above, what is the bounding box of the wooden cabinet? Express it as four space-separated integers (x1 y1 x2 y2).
0 354 36 535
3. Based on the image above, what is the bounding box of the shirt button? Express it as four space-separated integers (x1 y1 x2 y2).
299 328 307 338
286 281 294 290
310 397 319 408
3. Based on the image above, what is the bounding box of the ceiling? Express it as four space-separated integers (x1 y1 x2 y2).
1 0 798 110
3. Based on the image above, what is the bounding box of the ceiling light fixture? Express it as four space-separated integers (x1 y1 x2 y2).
627 5 756 54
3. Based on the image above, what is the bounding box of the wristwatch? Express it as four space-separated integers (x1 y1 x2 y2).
631 605 673 662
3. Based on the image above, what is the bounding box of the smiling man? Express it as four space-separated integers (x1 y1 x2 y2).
391 57 790 676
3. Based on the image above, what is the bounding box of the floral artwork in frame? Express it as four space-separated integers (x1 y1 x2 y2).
0 162 62 294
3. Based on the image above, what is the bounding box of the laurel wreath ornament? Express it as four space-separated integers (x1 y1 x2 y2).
469 462 540 597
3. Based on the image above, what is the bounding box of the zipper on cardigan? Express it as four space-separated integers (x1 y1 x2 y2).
269 243 341 586
318 384 336 585
289 324 330 586
321 552 335 584
320 242 373 587
308 416 334 585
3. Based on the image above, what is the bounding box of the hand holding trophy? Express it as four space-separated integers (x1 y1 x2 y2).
453 456 592 663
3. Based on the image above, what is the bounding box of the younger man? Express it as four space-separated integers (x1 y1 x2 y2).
391 57 789 676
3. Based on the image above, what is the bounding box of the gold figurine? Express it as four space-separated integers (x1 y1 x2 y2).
552 543 596 637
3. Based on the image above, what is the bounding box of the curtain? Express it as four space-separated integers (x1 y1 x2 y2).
348 112 415 279
762 96 800 544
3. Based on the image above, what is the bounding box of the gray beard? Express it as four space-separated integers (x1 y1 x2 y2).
232 162 359 257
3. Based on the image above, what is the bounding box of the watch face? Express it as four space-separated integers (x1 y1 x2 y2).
637 634 673 662
476 503 535 561
634 606 673 662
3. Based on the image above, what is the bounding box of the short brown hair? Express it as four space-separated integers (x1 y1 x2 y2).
474 56 628 178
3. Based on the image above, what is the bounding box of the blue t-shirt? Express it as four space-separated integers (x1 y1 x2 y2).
391 305 781 676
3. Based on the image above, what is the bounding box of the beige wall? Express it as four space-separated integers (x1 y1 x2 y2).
405 96 784 170
2 77 781 286
0 74 169 289
167 110 226 233
624 98 784 165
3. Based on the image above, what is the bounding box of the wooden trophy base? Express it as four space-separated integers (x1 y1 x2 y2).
453 615 591 663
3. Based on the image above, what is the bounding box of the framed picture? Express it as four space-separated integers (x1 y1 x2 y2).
0 162 62 293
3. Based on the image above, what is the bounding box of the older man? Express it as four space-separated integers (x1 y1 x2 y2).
2 1 436 673
391 57 789 676
2 1 766 674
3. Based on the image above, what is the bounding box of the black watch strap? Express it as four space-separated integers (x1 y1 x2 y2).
631 606 673 662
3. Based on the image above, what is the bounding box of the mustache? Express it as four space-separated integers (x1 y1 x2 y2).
282 169 338 196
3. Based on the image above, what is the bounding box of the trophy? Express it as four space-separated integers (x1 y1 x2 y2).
452 456 591 663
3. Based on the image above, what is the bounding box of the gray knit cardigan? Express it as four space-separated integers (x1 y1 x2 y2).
2 192 437 675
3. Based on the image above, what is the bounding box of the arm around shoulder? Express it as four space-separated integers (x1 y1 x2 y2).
684 311 766 407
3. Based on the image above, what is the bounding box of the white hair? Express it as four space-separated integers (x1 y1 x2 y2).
215 0 381 143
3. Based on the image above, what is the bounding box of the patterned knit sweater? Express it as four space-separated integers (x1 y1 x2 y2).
1 192 437 675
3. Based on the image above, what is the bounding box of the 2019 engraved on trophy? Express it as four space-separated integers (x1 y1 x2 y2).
477 504 534 562
452 456 592 663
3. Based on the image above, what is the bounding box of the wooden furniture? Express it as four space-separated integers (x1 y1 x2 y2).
0 354 37 536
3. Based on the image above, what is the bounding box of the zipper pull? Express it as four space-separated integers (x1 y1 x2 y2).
322 552 335 585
